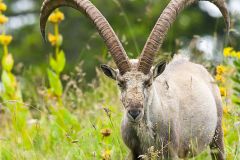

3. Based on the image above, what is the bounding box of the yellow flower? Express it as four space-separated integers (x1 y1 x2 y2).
48 10 64 23
100 128 112 137
215 74 225 83
102 149 111 160
48 33 62 46
0 2 7 12
223 47 233 57
216 65 226 75
219 87 227 97
236 51 240 59
0 14 8 24
0 34 12 45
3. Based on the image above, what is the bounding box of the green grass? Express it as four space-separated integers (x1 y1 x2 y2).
0 68 239 160
0 69 128 160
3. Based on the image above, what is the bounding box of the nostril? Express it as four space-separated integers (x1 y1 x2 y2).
128 109 141 119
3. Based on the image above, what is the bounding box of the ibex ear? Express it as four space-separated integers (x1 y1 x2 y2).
100 64 117 80
153 61 166 79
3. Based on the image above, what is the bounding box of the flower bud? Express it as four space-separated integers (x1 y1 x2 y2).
0 34 12 46
2 54 14 72
0 2 7 12
0 14 8 25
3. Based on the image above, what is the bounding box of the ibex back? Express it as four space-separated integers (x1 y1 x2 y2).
40 0 230 159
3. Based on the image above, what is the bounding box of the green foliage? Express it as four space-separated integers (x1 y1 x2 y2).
49 50 66 74
221 47 240 159
1 70 16 96
47 68 63 97
0 65 239 159
0 71 128 159
47 9 65 98
232 59 240 106
2 54 14 72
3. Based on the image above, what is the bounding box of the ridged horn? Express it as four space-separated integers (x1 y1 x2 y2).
40 0 131 75
138 0 230 74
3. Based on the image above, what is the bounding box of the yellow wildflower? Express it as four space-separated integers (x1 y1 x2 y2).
102 149 111 160
0 14 8 24
223 47 233 57
215 74 225 83
48 10 64 23
0 34 12 45
236 51 240 59
219 87 227 97
0 2 7 12
216 65 226 75
48 33 62 46
100 128 112 137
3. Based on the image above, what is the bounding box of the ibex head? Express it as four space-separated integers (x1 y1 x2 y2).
101 60 166 122
40 0 230 122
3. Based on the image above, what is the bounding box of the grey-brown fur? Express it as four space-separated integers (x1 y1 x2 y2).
101 55 225 159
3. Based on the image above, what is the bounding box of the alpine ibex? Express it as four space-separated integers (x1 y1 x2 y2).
40 0 230 159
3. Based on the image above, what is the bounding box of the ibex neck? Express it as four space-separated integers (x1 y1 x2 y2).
121 82 168 152
132 83 165 145
143 83 165 126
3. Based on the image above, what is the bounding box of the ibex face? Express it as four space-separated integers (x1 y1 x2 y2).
101 60 166 122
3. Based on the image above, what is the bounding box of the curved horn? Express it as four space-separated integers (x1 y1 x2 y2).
40 0 131 75
138 0 230 74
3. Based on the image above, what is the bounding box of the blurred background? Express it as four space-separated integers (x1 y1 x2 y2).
2 0 240 80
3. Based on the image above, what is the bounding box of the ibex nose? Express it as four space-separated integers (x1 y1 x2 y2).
128 109 141 120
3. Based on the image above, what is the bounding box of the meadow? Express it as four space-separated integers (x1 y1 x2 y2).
0 0 239 159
